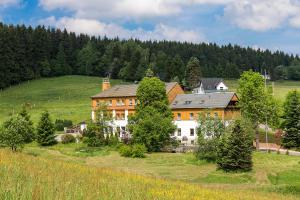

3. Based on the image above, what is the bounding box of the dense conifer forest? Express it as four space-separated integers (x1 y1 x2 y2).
0 22 299 89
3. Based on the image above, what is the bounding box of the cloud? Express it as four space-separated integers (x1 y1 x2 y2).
224 0 300 31
38 0 300 32
0 0 20 7
40 16 206 43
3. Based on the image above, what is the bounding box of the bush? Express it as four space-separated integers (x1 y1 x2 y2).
119 144 147 158
131 144 147 158
55 119 73 131
61 134 76 144
119 145 132 157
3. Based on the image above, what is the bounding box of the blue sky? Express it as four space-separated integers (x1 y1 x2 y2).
2 0 300 54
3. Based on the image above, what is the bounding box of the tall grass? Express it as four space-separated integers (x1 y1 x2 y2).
0 150 296 200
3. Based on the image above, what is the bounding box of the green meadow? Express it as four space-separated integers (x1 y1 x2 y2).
0 144 298 199
225 79 300 102
0 76 299 124
0 75 124 124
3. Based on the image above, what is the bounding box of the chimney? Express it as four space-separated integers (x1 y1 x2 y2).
102 78 111 91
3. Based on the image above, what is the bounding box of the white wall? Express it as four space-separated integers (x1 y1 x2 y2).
216 82 228 91
173 120 198 145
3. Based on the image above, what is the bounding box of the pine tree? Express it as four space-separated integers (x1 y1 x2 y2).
36 111 57 146
19 106 35 143
217 120 253 172
185 57 202 89
281 90 300 148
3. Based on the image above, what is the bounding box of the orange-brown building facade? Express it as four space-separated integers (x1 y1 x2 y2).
91 79 240 145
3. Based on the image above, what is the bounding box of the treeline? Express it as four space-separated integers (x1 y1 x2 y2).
0 22 299 89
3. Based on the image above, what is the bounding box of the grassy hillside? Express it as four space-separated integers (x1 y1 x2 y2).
0 76 124 124
225 80 300 102
0 76 298 125
0 148 299 200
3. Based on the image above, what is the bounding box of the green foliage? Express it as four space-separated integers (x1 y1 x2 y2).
61 134 76 144
185 57 202 89
238 70 280 148
0 22 298 90
0 116 33 151
55 119 73 131
217 120 253 172
129 77 175 152
196 115 225 162
119 144 147 158
281 90 300 148
18 106 35 143
119 145 133 157
36 111 57 146
145 68 154 78
83 123 105 147
84 103 113 147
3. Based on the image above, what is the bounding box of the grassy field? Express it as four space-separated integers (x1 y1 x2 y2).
0 76 298 125
0 76 124 124
0 144 299 199
224 79 300 102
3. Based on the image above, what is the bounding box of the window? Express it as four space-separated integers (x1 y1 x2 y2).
220 87 224 90
177 128 181 136
134 99 138 105
177 113 181 120
129 99 133 106
107 100 112 106
170 132 174 136
191 140 194 145
120 113 125 120
206 113 211 118
185 101 192 105
116 113 120 120
96 100 100 107
190 113 194 120
190 128 195 136
214 112 218 118
117 99 125 106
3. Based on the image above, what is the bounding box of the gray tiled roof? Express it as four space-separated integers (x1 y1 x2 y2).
171 92 236 109
199 78 224 90
91 82 178 98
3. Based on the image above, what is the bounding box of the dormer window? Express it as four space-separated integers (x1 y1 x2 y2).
185 101 192 105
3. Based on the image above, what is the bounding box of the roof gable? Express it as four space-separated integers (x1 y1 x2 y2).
200 78 224 91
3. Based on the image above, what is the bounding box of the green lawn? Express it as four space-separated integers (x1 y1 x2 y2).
224 79 300 102
21 143 300 198
0 76 124 124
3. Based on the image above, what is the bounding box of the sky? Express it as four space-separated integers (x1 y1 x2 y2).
1 0 300 55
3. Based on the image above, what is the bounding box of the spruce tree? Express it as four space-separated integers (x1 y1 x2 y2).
185 57 202 89
19 106 35 143
281 90 300 148
217 120 253 172
36 111 57 146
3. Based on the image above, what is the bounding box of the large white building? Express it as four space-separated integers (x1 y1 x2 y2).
91 79 239 145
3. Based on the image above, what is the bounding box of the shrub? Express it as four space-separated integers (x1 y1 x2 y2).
131 144 147 158
0 116 33 151
55 119 73 131
119 145 132 157
61 134 76 144
119 144 147 158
